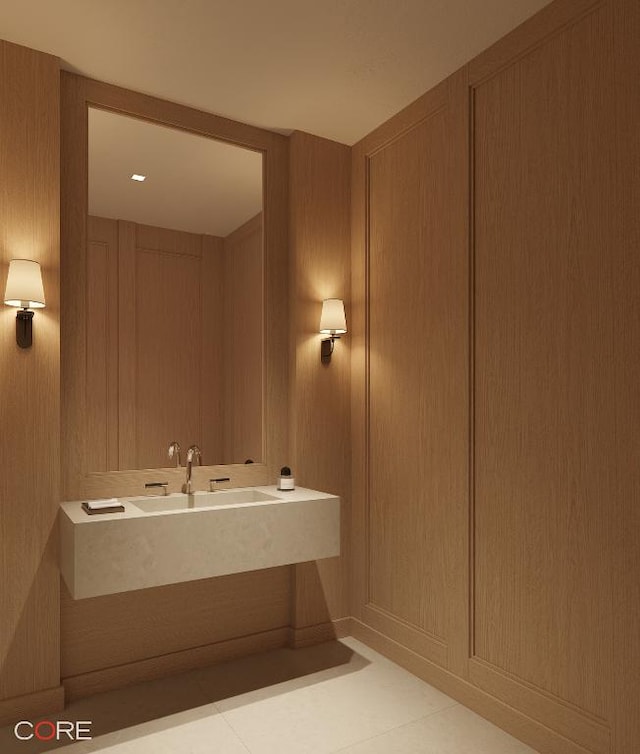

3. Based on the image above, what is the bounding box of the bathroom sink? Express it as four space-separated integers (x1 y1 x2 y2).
132 489 279 513
59 485 340 599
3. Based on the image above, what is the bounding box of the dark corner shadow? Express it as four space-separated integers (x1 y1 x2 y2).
0 638 368 753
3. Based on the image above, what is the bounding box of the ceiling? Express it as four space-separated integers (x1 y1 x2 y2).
2 0 551 145
89 109 263 237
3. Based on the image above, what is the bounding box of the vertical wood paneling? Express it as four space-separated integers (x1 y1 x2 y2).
368 107 458 643
86 216 119 472
612 0 640 750
223 213 264 464
353 72 469 672
117 220 138 470
350 1 640 751
289 131 351 626
135 247 203 468
86 219 226 470
472 4 614 723
86 238 110 471
201 234 224 463
61 567 291 678
0 40 62 714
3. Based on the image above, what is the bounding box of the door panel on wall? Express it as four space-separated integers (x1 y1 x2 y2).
365 80 468 665
473 3 614 724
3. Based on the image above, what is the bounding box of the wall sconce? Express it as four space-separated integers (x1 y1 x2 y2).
320 298 347 364
3 259 46 348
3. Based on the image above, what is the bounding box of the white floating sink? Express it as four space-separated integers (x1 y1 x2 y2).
59 486 340 599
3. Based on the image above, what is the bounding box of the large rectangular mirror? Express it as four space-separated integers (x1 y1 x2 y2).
61 73 289 499
87 108 263 470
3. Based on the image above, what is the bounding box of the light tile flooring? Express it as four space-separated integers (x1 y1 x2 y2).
0 638 538 754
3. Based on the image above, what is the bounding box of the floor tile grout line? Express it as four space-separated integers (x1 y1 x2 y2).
327 703 463 754
216 706 259 754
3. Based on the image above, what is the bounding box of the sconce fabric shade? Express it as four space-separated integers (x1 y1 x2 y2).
4 259 46 309
319 298 347 334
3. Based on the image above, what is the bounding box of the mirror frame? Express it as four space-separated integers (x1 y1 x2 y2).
61 72 289 500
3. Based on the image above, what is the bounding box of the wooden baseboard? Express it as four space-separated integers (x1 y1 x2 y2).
289 617 354 648
63 627 289 701
332 617 353 638
350 619 598 754
469 657 609 754
0 686 65 728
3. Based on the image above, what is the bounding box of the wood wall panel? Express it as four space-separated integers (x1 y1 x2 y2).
61 567 291 678
353 71 469 672
201 234 225 463
351 1 640 751
472 3 614 723
0 40 62 716
289 132 351 626
87 218 226 470
611 0 640 750
368 107 462 643
223 213 264 464
134 246 204 468
86 216 118 472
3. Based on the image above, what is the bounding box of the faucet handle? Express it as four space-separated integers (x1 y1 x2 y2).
187 445 202 464
168 441 181 467
145 481 169 496
209 477 230 491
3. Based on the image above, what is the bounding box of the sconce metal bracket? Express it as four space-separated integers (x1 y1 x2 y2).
321 335 339 364
16 309 34 349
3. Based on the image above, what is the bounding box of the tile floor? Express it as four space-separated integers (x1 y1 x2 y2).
0 638 538 754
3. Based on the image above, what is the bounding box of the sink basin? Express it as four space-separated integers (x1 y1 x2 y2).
132 489 279 513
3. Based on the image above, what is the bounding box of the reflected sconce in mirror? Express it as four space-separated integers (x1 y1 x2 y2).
3 259 46 348
320 298 347 364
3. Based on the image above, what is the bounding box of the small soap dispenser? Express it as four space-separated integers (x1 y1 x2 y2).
278 466 295 491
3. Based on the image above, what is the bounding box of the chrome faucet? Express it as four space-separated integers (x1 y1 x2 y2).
168 441 181 467
182 445 202 494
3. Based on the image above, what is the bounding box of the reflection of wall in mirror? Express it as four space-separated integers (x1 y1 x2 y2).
86 213 263 471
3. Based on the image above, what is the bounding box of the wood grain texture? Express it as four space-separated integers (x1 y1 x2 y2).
0 687 64 728
0 40 61 706
201 234 225 463
133 235 203 468
61 567 291 677
288 132 351 625
117 220 137 470
349 1 639 751
223 213 264 464
87 218 226 470
63 628 289 701
468 0 602 86
86 216 119 471
349 138 368 628
472 3 614 726
611 0 640 751
352 72 469 670
469 658 610 754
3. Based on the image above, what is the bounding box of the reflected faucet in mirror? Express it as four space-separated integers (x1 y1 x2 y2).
183 445 202 494
168 441 182 467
